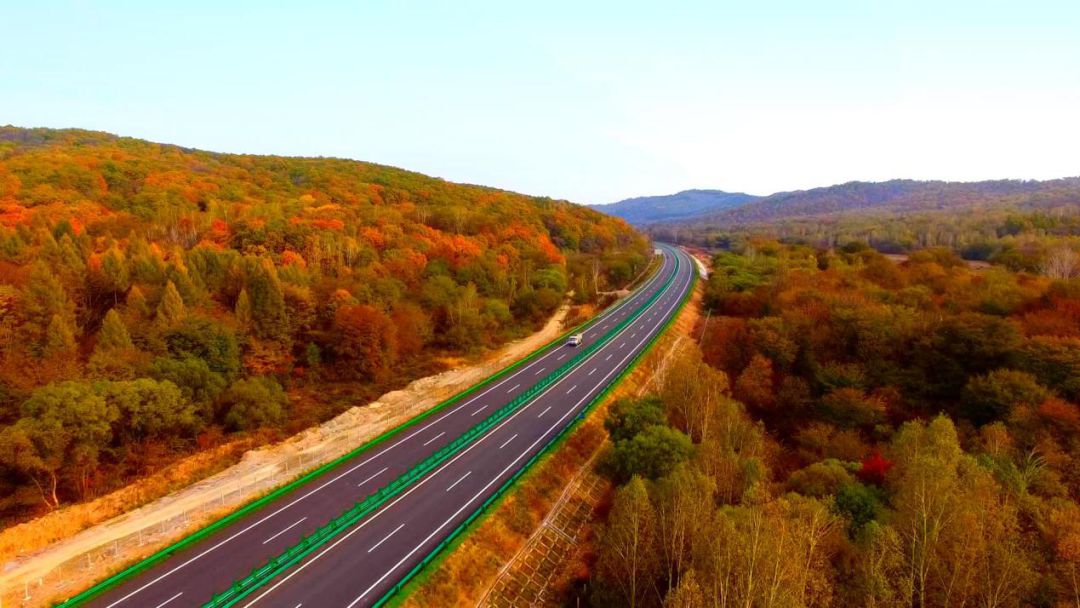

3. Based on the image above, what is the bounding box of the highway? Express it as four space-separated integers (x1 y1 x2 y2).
83 244 694 608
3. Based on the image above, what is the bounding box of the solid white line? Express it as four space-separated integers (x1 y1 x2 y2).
367 524 405 553
103 252 675 608
446 471 471 492
506 383 521 393
357 467 388 488
534 367 546 376
538 406 552 417
154 592 183 608
345 302 692 606
423 432 446 446
471 405 487 417
242 253 689 608
588 368 596 376
262 517 307 545
499 434 518 449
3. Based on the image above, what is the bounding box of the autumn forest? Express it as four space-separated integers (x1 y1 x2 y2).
0 126 649 521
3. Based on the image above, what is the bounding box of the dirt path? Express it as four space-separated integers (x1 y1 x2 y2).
0 304 573 607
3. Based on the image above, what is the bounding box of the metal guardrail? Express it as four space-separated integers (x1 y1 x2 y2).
48 252 669 608
200 248 683 608
373 245 695 608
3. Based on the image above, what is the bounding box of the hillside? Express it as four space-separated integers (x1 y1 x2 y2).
0 126 650 520
592 189 759 225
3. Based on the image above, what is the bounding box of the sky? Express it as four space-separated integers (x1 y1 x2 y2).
2 1 1079 204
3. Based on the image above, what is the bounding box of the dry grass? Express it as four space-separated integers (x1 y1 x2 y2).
0 438 254 566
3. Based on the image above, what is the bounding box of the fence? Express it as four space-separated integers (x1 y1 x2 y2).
201 249 682 607
2 252 675 608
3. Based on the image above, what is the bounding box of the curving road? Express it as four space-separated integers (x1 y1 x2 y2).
83 244 694 608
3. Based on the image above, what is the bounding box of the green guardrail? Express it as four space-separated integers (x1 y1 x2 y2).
373 245 696 608
200 247 683 608
56 253 668 608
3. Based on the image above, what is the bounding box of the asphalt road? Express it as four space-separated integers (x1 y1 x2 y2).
85 244 693 608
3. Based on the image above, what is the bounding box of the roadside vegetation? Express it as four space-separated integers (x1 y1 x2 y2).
577 240 1080 607
0 126 649 525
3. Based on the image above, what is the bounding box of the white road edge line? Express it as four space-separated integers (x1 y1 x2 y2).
240 249 689 608
367 524 405 553
262 517 307 545
446 471 471 492
101 252 674 608
347 278 690 605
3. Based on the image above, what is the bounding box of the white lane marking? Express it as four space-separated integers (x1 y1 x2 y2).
154 593 183 608
631 333 637 339
499 434 518 449
367 523 405 553
343 305 693 607
446 471 471 492
606 354 613 361
506 383 521 394
557 353 566 361
471 405 487 417
619 342 626 348
588 368 597 376
262 517 308 545
423 432 446 446
242 254 689 608
357 467 388 488
538 406 552 417
105 253 675 608
567 385 578 394
534 367 546 376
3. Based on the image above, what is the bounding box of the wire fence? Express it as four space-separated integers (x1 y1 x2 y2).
0 400 413 608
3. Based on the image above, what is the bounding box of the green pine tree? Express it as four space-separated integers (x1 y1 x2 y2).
97 309 133 351
156 280 186 326
235 288 253 331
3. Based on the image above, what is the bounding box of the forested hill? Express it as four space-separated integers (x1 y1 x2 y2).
665 177 1080 226
592 189 759 225
0 126 650 517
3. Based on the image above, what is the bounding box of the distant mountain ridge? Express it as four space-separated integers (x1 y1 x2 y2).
598 178 1080 231
592 189 759 225
701 178 1080 225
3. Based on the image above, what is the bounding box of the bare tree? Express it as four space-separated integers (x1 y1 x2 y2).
1040 247 1080 280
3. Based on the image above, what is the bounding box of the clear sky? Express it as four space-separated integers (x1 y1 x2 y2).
3 1 1078 204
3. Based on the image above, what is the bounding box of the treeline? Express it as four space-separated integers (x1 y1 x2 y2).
0 127 649 520
580 241 1080 607
650 204 1080 278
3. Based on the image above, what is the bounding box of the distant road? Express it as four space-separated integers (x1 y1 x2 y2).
85 244 694 608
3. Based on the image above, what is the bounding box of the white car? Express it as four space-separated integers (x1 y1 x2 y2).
566 333 583 346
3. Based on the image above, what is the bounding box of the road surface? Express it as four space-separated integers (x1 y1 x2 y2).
84 244 694 608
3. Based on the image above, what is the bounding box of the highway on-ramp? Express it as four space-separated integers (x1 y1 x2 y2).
83 244 695 608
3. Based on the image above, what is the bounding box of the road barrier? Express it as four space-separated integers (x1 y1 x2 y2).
199 248 683 608
373 245 696 608
49 256 668 608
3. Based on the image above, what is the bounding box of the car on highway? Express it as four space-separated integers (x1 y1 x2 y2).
566 333 583 346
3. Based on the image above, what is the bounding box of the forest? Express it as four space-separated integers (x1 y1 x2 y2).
581 240 1080 607
0 126 650 522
